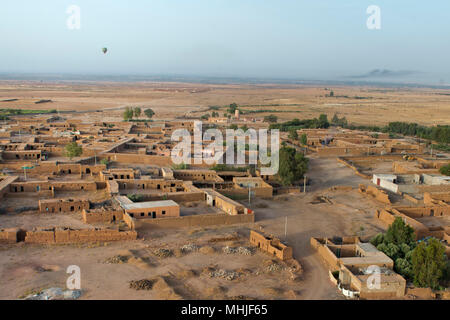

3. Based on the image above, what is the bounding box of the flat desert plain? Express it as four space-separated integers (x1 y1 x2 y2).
1 81 450 125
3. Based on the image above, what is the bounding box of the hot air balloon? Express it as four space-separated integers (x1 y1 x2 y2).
102 47 108 54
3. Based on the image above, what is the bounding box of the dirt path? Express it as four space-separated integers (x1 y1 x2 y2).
251 156 374 299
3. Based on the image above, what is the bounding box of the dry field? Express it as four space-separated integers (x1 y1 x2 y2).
1 81 450 126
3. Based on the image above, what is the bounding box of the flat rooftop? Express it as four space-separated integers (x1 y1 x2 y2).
121 199 179 210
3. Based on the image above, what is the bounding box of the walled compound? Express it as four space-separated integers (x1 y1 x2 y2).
311 237 406 299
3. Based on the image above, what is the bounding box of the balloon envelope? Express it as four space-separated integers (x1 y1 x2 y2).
102 48 108 54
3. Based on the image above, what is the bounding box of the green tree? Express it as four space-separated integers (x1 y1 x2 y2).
371 217 416 279
412 238 448 289
300 133 308 146
133 107 141 118
384 217 416 247
228 124 238 130
318 114 330 128
288 129 298 140
64 142 83 160
123 107 134 121
332 113 339 124
144 108 155 118
278 146 308 185
396 258 413 279
228 103 239 114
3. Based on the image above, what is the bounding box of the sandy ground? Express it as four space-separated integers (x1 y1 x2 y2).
1 81 450 126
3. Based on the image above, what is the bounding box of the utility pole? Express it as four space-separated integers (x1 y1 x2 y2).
248 186 251 204
284 216 288 241
303 175 307 193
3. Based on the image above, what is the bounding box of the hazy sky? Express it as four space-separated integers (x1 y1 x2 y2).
0 1 449 83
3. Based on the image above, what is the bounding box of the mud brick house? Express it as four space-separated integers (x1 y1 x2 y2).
39 198 90 213
311 237 406 299
173 170 224 183
0 176 18 200
9 180 97 193
250 230 293 261
115 196 180 219
232 177 273 197
203 189 248 215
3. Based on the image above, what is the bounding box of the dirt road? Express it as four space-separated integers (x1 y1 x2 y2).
252 156 371 299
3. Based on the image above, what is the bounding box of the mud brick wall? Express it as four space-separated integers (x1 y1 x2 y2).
10 181 97 193
2 150 42 160
337 158 371 179
102 153 172 166
0 228 23 243
317 147 389 157
134 212 254 229
123 212 136 230
352 273 406 299
394 206 450 218
39 199 90 213
424 192 450 205
225 186 273 198
0 176 18 200
214 195 245 215
126 203 180 219
134 191 205 203
81 209 124 223
250 230 293 261
375 208 436 240
359 185 391 204
24 229 55 244
116 179 184 193
106 180 119 194
25 228 137 244
310 238 340 271
403 194 420 204
418 185 450 193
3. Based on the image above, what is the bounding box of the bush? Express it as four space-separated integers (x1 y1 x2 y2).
64 142 82 159
439 164 450 176
127 194 145 202
144 108 155 118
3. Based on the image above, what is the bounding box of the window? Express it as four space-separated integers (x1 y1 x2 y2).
162 210 166 215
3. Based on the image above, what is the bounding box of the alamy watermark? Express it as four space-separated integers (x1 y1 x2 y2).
66 5 81 30
171 121 280 175
366 5 381 30
366 265 381 290
66 265 81 290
